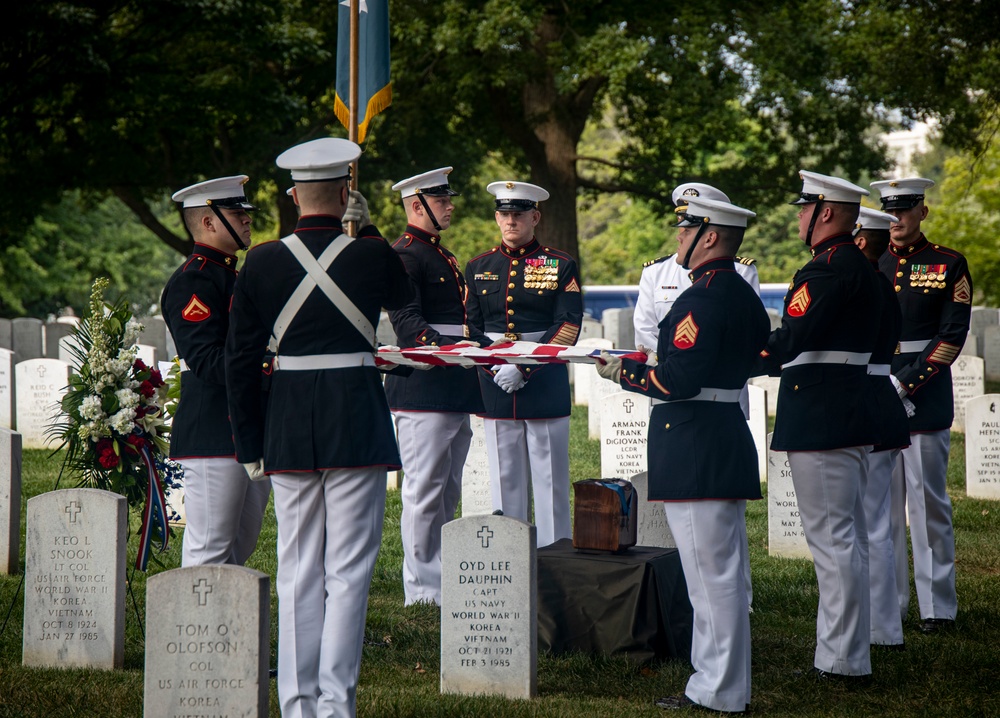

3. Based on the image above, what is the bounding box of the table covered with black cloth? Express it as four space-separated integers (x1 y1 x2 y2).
536 539 693 663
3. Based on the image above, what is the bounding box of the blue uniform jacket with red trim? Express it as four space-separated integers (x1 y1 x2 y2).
618 257 769 501
871 264 910 452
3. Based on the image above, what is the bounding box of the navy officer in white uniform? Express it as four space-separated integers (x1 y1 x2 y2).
163 175 271 568
225 138 412 718
464 181 583 547
599 195 768 713
384 167 486 606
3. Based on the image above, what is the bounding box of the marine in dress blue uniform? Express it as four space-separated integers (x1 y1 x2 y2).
162 175 270 568
225 139 413 718
758 171 882 679
872 177 971 634
384 167 486 606
599 195 768 714
464 181 583 547
854 207 911 649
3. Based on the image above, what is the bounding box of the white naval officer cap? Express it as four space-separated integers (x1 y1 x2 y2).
671 182 730 206
790 170 869 205
276 137 361 182
856 206 899 232
870 177 935 211
487 181 549 212
171 175 256 210
391 167 460 198
285 187 294 196
675 196 756 229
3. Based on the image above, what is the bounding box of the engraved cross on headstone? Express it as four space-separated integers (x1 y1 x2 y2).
477 526 494 548
36 365 47 378
193 578 213 606
65 501 82 523
624 398 634 414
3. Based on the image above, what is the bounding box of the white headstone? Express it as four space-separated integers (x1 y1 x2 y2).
969 307 999 358
965 394 1000 500
767 434 810 559
57 335 85 368
573 339 613 406
136 343 157 367
139 316 169 363
22 488 127 669
580 317 603 342
951 356 985 433
44 322 75 360
962 334 978 357
599 392 649 480
440 515 536 700
588 369 622 439
766 308 782 331
0 348 13 430
0 429 21 574
14 359 70 449
462 415 493 517
628 471 675 548
144 566 270 718
984 325 1000 382
376 310 397 348
601 308 635 349
750 376 780 416
747 384 767 481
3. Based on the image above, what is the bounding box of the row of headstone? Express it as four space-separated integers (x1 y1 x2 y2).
0 429 20 574
965 394 1000 500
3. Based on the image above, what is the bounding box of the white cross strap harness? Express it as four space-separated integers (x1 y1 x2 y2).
271 232 377 370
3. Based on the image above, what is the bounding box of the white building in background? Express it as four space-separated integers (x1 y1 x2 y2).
881 119 937 176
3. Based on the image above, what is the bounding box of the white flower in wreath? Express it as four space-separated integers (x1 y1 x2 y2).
124 319 143 345
80 395 104 420
115 388 140 409
110 407 137 435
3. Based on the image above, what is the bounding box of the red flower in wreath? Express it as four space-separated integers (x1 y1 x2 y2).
139 380 156 398
96 438 120 469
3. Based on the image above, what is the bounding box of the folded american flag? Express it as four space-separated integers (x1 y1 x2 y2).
375 341 642 369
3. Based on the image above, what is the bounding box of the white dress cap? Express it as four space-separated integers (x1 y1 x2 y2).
856 206 899 232
676 196 756 229
276 137 361 182
391 167 459 198
487 181 550 211
791 170 869 205
869 177 935 210
171 175 254 209
671 182 730 206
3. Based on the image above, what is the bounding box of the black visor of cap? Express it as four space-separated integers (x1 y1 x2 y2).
206 196 257 211
417 183 460 197
789 192 824 206
880 194 924 211
673 211 707 228
495 198 538 212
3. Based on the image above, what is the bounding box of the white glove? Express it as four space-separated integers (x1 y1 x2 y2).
342 190 371 229
636 344 655 366
890 374 908 399
377 345 432 371
596 351 622 381
455 340 481 347
489 337 512 347
902 396 916 418
242 459 267 481
493 364 526 393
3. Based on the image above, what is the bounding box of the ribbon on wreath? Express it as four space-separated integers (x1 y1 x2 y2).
135 444 170 570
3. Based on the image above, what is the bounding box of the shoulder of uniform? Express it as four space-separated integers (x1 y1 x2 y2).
642 255 670 268
245 238 280 253
181 255 208 272
735 256 756 266
541 246 576 261
469 247 498 263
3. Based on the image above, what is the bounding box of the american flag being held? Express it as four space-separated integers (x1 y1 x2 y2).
375 341 645 369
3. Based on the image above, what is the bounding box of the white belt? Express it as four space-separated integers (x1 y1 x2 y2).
429 323 468 336
487 331 546 342
898 339 931 354
782 350 871 369
673 387 743 403
867 364 891 376
179 359 190 372
272 352 374 370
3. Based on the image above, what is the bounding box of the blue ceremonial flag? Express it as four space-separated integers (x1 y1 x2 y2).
335 0 392 143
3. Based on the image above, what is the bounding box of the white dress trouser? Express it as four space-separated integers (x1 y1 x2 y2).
271 468 386 718
865 448 904 645
892 430 957 620
395 411 472 606
483 417 571 547
179 457 271 567
788 447 872 675
890 463 910 622
664 500 751 713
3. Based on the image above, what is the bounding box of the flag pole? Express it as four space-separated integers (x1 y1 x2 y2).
346 0 360 236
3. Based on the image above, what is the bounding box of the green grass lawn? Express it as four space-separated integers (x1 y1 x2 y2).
2 403 1000 717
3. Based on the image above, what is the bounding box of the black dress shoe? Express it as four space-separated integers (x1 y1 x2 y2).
919 618 955 634
803 667 872 684
655 695 748 713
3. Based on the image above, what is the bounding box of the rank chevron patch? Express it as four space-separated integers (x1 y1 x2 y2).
787 283 811 317
181 294 211 322
953 275 971 304
673 312 699 349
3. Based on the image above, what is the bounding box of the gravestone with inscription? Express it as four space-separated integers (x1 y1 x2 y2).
965 394 1000 500
440 515 536 700
750 376 780 416
14 359 70 449
144 565 270 718
0 429 21 574
573 339 613 406
984 325 1000 382
12 318 44 363
579 317 604 342
628 471 676 548
0 348 13 430
600 392 649 480
23 488 126 668
589 368 622 439
969 307 998 358
766 434 810 559
951 356 985 433
461 415 493 517
747 384 767 481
